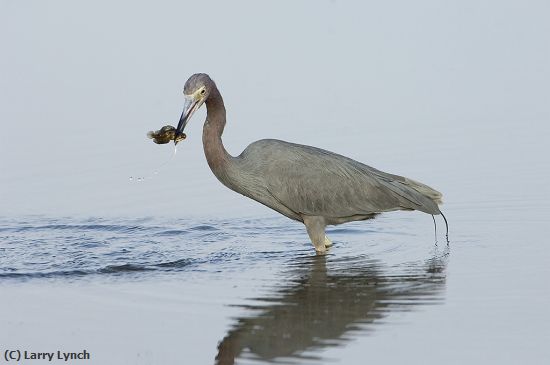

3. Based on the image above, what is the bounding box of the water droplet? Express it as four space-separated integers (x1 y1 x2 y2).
129 176 133 181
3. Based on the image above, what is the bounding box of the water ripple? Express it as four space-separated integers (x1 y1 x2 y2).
0 214 443 282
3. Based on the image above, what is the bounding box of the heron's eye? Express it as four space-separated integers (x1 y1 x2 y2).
200 89 206 95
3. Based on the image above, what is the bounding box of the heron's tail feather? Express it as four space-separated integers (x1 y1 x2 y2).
405 178 443 205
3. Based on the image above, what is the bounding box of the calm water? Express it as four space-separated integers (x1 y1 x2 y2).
1 203 549 364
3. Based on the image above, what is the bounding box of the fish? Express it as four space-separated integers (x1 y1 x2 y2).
147 125 186 144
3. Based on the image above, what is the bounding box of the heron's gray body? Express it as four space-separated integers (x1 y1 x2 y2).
224 139 442 224
179 73 444 254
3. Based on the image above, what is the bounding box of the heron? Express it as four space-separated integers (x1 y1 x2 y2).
174 73 447 254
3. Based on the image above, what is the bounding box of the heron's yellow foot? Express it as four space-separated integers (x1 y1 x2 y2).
324 235 333 248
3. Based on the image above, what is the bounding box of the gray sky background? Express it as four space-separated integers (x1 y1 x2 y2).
1 0 549 218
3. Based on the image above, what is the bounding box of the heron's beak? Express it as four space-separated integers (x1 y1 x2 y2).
175 95 200 144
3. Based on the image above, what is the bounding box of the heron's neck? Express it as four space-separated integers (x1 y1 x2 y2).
202 88 233 179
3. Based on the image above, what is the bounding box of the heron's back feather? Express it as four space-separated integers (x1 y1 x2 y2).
227 139 442 221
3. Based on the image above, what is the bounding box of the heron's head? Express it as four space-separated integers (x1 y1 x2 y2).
175 73 214 144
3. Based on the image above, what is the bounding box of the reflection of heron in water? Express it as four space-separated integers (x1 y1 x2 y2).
215 252 448 365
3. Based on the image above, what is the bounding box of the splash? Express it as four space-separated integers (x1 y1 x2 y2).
129 145 178 182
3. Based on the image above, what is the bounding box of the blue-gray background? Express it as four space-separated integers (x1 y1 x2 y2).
2 0 548 218
1 1 549 365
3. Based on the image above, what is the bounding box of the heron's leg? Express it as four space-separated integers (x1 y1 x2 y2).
302 216 328 255
324 235 333 247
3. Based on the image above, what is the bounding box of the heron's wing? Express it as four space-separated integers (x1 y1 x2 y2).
243 140 441 217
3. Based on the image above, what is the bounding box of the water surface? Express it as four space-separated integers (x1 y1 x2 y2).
2 207 548 364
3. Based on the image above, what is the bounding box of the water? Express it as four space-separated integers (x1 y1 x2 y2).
0 215 445 280
1 205 548 364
